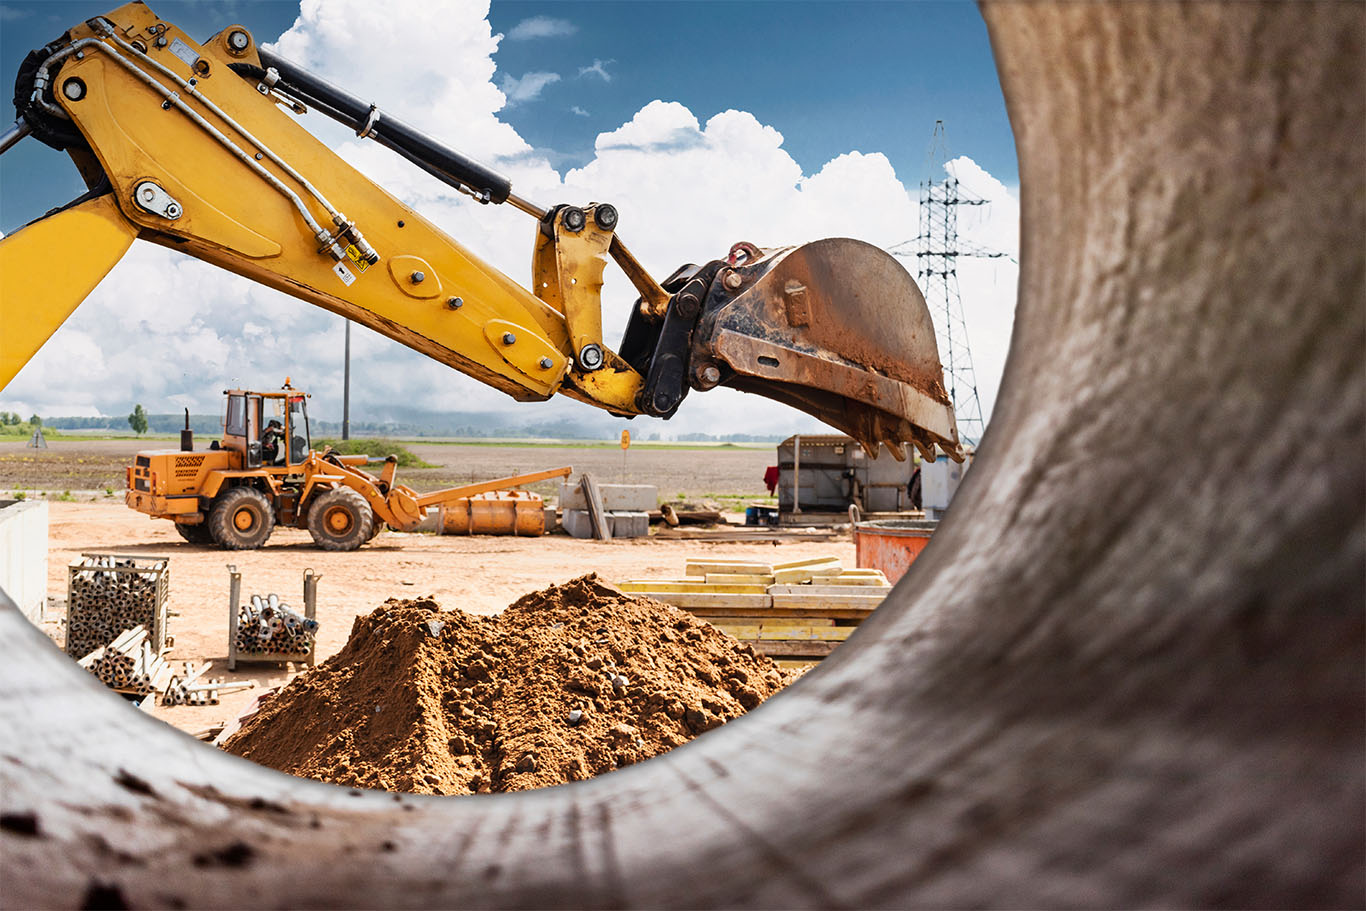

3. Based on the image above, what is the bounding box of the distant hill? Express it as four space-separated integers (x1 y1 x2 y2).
40 411 784 443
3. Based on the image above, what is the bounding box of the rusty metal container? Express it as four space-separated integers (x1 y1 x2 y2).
438 491 545 536
853 519 938 584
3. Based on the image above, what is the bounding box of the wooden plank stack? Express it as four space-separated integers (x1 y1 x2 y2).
618 556 891 668
65 554 170 660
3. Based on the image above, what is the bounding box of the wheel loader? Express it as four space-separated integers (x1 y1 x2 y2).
0 4 963 472
125 381 572 551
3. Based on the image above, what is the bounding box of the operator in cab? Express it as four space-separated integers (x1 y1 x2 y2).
261 419 285 465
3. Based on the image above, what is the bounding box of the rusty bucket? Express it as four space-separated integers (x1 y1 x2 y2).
853 518 938 584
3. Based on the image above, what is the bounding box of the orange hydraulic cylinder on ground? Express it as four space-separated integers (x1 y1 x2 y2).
438 491 546 536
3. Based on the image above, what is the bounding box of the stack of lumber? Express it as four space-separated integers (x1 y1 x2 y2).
65 554 170 659
78 624 173 696
617 556 891 668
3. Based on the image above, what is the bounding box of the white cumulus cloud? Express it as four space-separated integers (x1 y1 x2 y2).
0 0 1017 442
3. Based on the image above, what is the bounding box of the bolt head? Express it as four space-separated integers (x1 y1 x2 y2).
700 365 721 386
61 79 85 101
722 270 743 291
165 204 182 219
538 356 554 369
562 207 586 232
593 204 618 230
446 297 463 310
502 332 517 345
578 344 604 370
410 271 425 284
227 30 250 51
141 187 156 202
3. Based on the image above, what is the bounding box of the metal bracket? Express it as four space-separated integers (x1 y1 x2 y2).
132 180 182 219
355 104 380 139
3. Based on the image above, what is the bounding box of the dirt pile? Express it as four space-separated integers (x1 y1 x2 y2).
221 575 793 794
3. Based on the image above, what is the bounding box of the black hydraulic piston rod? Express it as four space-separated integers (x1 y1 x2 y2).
251 49 527 210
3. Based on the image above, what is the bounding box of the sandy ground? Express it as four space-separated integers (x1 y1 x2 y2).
35 501 852 738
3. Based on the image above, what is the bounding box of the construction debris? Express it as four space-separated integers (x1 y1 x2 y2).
221 575 793 795
65 554 170 659
618 556 892 668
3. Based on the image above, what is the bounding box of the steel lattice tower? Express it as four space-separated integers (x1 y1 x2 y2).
889 121 1004 448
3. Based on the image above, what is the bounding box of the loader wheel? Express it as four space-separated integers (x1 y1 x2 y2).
208 487 275 550
307 487 373 551
174 522 215 545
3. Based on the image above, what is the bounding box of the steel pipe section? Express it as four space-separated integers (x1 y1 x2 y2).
1 3 1361 907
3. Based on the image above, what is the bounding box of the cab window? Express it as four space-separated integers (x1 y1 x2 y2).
288 396 310 463
224 395 246 436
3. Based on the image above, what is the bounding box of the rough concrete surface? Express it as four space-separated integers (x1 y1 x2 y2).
0 2 1362 908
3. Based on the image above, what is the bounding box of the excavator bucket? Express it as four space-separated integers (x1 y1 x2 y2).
689 239 963 462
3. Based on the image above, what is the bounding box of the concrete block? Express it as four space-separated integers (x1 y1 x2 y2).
0 499 48 624
562 509 595 539
562 508 649 538
560 483 657 512
608 511 650 538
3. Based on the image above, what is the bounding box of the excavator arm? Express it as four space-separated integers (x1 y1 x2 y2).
0 3 962 461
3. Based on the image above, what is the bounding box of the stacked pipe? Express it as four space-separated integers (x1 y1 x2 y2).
233 593 318 658
79 625 174 695
162 662 254 706
65 555 169 659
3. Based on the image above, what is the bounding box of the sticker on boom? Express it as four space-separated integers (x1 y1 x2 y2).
344 244 372 273
168 38 199 69
332 262 356 286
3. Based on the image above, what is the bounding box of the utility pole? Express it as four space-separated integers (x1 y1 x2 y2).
341 319 351 441
888 121 1008 448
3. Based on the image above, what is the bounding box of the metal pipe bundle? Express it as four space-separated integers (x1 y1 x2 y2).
162 662 254 706
80 625 173 695
65 555 169 659
233 593 318 658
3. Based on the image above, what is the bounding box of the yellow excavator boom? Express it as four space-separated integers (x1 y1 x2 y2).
0 3 962 461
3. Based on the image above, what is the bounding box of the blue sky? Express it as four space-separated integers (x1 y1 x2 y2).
0 0 1019 438
1 1 1013 232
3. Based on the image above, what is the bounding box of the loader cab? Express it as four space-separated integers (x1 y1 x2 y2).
220 384 311 470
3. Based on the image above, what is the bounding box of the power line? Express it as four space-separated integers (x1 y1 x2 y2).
888 120 1006 448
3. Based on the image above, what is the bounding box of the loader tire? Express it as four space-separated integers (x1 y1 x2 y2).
307 487 373 551
367 510 385 540
208 487 275 550
174 522 215 545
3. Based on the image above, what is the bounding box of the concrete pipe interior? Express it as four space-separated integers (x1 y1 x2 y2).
2 3 1362 907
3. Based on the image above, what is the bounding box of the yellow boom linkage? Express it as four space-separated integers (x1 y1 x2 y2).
0 3 962 461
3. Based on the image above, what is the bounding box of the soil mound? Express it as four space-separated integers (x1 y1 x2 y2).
221 575 792 794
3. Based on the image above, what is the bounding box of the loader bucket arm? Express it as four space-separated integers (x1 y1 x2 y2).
372 466 571 532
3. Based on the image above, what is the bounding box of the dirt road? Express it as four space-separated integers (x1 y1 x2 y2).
36 502 852 737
